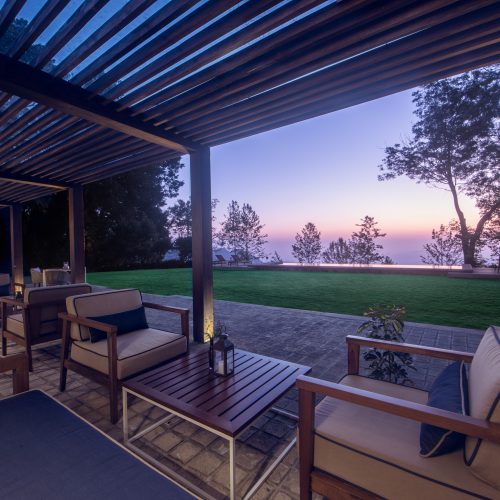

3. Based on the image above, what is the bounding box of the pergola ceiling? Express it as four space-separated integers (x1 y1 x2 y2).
0 0 498 204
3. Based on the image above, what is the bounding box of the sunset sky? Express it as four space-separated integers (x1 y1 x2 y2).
176 88 479 264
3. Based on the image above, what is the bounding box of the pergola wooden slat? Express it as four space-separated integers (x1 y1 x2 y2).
0 0 497 341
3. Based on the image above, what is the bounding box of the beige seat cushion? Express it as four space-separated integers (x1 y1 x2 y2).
5 313 57 338
314 375 500 499
10 284 92 340
465 325 500 488
66 289 143 341
70 328 187 379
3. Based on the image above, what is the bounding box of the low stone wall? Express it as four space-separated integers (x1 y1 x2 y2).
250 264 452 276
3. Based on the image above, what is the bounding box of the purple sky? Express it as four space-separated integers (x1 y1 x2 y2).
176 89 479 264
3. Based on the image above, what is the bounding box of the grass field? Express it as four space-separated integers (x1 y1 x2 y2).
87 268 500 330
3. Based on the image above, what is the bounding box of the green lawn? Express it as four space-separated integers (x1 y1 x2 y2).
87 268 500 330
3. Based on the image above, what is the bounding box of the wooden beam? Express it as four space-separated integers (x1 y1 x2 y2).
0 55 198 154
190 146 213 343
68 186 85 283
9 204 23 286
0 172 71 189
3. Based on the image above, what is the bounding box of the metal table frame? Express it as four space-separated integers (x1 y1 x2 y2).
123 387 298 500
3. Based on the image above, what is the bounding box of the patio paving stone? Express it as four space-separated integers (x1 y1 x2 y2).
0 293 485 499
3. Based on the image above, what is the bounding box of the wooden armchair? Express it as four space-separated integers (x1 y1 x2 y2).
59 288 189 423
1 284 92 371
298 330 500 499
0 352 29 394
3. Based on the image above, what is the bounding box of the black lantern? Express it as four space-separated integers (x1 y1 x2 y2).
212 333 234 376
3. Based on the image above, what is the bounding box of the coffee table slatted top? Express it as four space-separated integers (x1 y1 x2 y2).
124 349 311 437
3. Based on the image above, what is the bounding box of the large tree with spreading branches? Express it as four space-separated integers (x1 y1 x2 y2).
379 67 499 266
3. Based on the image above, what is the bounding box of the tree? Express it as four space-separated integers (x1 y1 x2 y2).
2 18 55 68
167 199 192 238
322 237 353 263
270 251 283 264
483 215 500 269
421 222 463 266
85 161 183 270
379 67 500 266
23 193 70 270
217 201 268 261
350 216 387 264
292 223 322 264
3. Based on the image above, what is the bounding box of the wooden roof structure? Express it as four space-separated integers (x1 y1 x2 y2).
1 0 499 342
0 0 499 205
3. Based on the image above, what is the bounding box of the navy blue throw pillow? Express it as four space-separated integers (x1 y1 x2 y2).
420 361 469 457
88 306 148 343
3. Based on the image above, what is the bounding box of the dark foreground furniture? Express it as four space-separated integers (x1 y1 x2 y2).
0 390 194 500
297 330 500 500
60 288 189 423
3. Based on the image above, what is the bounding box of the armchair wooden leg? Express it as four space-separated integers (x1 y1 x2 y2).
59 319 70 392
60 362 68 392
107 332 119 423
26 345 33 372
299 388 315 500
1 332 6 356
12 354 29 394
109 378 119 424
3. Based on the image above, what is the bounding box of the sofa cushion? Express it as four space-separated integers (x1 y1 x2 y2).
420 361 469 457
465 325 500 489
88 306 148 343
16 284 92 340
5 313 57 338
0 390 195 499
70 328 187 379
66 289 143 341
313 375 499 499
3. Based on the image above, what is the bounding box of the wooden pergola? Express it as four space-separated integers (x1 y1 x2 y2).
0 0 498 342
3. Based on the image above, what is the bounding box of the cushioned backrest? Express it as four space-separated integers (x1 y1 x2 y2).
0 273 10 296
66 289 143 341
465 325 500 488
24 284 92 339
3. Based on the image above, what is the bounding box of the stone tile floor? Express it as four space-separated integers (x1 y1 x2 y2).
0 294 484 499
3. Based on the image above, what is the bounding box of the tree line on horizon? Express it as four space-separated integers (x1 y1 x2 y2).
2 57 497 272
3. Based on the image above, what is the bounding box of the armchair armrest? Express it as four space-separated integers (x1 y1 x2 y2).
0 297 27 308
297 375 500 443
142 302 190 349
0 353 29 394
346 335 474 375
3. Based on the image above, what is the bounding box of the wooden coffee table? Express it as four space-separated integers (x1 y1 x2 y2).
123 349 311 500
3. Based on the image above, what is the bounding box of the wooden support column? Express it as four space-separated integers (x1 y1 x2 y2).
190 146 214 343
9 204 23 287
68 186 85 283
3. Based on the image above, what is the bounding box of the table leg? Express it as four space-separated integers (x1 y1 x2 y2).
229 437 236 500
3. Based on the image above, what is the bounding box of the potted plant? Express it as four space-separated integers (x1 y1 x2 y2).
357 304 416 385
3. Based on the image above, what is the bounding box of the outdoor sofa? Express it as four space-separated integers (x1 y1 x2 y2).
59 288 189 423
1 283 92 371
0 323 192 499
297 327 500 499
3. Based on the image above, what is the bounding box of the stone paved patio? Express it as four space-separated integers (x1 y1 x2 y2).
0 293 484 499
